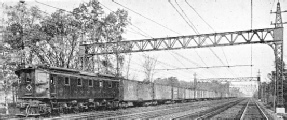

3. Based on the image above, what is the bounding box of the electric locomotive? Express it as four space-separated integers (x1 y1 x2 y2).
15 65 120 116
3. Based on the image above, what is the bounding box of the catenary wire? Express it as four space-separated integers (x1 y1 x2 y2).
112 0 181 35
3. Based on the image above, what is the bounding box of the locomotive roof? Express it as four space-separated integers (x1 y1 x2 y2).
15 65 117 79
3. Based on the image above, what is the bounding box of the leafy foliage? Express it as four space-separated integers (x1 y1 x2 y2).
3 0 130 76
0 0 130 107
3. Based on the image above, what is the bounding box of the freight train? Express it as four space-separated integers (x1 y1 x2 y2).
15 65 234 117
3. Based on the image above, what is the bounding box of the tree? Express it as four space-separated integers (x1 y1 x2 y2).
142 55 157 82
154 77 180 86
1 0 130 114
38 10 82 68
72 0 129 75
4 2 44 65
0 43 19 115
4 0 130 74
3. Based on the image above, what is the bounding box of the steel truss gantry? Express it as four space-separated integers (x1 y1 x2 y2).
80 2 285 112
81 27 279 55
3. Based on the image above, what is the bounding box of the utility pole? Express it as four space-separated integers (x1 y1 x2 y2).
193 73 197 99
257 69 261 100
19 0 25 68
116 39 119 77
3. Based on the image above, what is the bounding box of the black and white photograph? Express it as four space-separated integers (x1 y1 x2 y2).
0 0 287 119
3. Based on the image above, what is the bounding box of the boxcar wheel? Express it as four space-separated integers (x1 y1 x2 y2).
73 107 79 113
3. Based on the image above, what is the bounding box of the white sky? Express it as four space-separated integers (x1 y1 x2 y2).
1 0 287 85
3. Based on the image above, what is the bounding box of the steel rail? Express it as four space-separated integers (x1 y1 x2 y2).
240 100 250 120
194 100 242 120
171 98 244 120
240 99 268 120
255 101 269 120
49 99 223 120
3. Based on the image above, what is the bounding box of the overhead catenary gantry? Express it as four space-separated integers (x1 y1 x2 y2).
79 2 285 113
80 28 279 55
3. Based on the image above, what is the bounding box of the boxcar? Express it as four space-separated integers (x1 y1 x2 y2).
154 84 172 101
178 88 185 99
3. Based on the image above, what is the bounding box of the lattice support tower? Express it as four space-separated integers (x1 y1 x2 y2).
270 2 287 113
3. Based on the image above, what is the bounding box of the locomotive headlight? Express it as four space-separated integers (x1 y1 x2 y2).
19 0 25 4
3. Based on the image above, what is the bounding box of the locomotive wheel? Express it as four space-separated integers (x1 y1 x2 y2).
25 105 40 117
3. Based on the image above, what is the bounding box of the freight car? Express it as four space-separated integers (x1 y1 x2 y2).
14 65 232 117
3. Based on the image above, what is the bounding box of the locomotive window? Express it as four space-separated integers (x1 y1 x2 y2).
64 77 70 85
88 79 93 87
77 78 82 86
108 81 112 88
26 73 31 82
50 76 54 84
20 73 25 82
99 81 103 87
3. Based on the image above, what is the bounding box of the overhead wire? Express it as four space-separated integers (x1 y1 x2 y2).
35 0 74 14
174 0 199 33
35 0 155 78
221 48 230 67
168 51 208 77
111 0 236 78
141 52 199 78
169 52 187 67
185 0 216 32
112 0 239 78
126 27 150 38
112 0 181 35
99 3 154 39
169 0 221 77
169 0 198 34
172 51 218 77
128 60 196 80
182 0 238 77
171 0 235 78
36 0 153 40
129 23 153 38
172 51 200 67
109 0 204 79
100 3 187 80
99 2 194 79
36 0 245 79
100 2 197 80
155 65 253 71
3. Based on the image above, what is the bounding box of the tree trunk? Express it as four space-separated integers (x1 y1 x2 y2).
4 79 9 115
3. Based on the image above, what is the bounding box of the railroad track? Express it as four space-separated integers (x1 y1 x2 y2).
209 99 249 119
239 99 269 120
106 99 243 119
171 98 244 120
48 98 240 120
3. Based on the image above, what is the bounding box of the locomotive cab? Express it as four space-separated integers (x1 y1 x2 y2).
16 66 50 99
15 66 52 116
